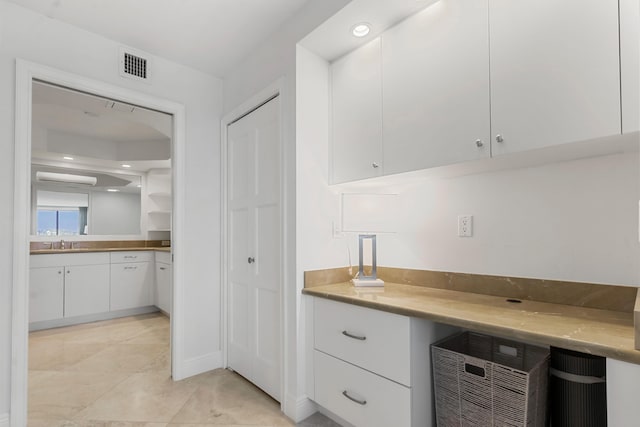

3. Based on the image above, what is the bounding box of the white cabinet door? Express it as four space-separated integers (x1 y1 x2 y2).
29 267 64 323
155 262 171 314
382 0 490 175
620 0 640 134
331 37 383 183
110 262 153 311
489 0 621 155
227 95 281 401
64 264 110 318
607 359 640 427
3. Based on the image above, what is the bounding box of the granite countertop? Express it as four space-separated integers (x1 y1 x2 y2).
31 247 171 254
303 281 640 365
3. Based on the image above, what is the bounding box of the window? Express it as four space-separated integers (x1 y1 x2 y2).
35 190 89 236
36 208 84 236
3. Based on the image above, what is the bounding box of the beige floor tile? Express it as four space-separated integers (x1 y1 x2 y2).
28 370 129 420
75 372 198 423
170 370 293 426
30 421 167 427
124 326 170 345
29 340 109 371
67 343 167 373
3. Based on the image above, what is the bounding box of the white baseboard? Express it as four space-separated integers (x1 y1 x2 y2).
284 394 317 423
179 351 223 379
0 412 9 427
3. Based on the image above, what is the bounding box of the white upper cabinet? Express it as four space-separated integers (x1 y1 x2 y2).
330 37 383 184
382 0 491 175
489 0 621 155
620 0 640 134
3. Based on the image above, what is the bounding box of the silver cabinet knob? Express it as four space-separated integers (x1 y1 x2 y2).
372 162 379 168
247 257 255 264
475 139 484 147
496 134 504 143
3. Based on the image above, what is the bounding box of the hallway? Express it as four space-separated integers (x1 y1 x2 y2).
27 313 333 426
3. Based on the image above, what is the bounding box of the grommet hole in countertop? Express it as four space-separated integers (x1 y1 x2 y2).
506 298 522 303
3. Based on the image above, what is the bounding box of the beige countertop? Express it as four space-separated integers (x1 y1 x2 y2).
303 281 640 365
31 247 171 255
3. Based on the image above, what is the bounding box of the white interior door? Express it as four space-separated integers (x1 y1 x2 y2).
227 96 281 401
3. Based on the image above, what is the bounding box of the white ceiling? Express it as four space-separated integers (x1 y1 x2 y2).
8 0 310 77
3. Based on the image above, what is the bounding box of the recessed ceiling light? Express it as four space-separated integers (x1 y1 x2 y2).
121 164 131 168
63 156 74 160
351 23 371 38
107 188 120 192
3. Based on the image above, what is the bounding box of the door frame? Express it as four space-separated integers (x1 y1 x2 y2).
11 59 187 427
220 78 287 407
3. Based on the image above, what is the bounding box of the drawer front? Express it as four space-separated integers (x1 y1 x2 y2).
30 252 110 268
110 251 153 264
315 350 411 427
314 298 411 386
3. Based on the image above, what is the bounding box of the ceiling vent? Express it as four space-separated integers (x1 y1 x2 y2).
119 47 152 83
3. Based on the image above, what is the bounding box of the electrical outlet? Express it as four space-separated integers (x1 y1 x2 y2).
458 215 473 237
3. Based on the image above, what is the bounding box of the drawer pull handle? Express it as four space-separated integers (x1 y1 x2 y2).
124 255 137 259
124 266 138 270
342 330 366 341
342 390 366 406
159 267 167 270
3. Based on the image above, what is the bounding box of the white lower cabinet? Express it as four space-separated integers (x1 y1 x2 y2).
315 350 411 427
29 267 64 323
155 261 172 314
312 297 457 426
110 252 154 311
64 264 110 317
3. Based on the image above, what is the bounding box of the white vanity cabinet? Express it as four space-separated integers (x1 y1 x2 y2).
154 251 172 315
30 252 111 323
489 0 621 156
330 37 383 184
607 358 640 427
312 297 456 427
110 251 154 311
381 0 491 175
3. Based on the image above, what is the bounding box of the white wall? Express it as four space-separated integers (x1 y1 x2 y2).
90 191 141 235
222 0 350 420
0 0 223 416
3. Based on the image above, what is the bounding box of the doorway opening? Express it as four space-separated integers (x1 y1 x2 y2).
12 60 186 427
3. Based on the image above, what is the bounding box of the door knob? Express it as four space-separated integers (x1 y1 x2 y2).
248 257 255 264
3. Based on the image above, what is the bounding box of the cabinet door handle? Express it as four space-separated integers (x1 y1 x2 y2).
372 162 379 168
58 270 62 275
248 257 255 264
66 270 70 274
124 266 138 270
475 139 484 147
342 390 366 406
124 255 137 259
496 134 504 143
342 330 366 341
159 267 167 270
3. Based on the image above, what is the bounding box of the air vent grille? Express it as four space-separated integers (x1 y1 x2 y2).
123 52 147 79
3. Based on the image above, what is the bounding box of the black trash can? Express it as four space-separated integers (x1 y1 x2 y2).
550 347 607 426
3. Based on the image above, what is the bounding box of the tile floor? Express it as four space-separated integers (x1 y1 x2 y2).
28 313 340 427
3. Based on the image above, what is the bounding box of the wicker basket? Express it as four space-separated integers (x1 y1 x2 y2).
431 331 549 427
